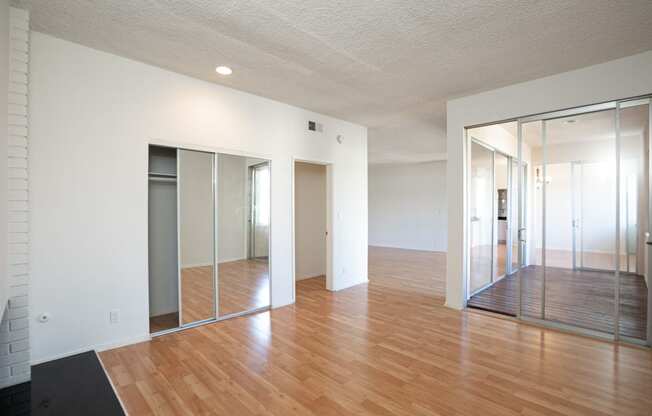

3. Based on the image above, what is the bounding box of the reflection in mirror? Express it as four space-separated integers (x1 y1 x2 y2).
179 149 216 325
218 154 270 316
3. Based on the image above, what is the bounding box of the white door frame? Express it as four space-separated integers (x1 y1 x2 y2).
291 158 334 301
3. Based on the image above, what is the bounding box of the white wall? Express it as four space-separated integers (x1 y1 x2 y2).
29 32 368 363
447 50 652 309
294 162 326 280
0 0 8 319
368 161 447 252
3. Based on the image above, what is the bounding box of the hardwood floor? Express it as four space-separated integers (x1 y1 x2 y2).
368 246 446 298
103 260 652 415
467 265 649 339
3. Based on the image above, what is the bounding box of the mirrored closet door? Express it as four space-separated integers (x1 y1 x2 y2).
148 145 271 335
178 149 216 325
217 154 271 317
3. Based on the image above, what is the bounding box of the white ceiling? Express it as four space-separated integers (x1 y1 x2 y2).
14 0 652 163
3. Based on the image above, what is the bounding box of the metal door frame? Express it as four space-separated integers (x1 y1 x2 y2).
466 94 651 347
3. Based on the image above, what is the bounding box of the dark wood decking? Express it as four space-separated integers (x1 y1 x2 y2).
467 265 648 339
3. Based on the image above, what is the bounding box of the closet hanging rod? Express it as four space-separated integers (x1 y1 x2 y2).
148 172 177 178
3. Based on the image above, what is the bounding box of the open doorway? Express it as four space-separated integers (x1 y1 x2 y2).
293 161 331 297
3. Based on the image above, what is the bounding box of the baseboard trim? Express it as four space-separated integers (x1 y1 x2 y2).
368 244 447 253
31 334 151 366
332 278 369 292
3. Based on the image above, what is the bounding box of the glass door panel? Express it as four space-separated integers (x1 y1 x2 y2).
575 161 617 271
617 99 649 340
510 159 520 272
469 141 495 293
542 109 616 334
495 153 509 280
519 120 544 319
217 154 271 317
178 149 216 325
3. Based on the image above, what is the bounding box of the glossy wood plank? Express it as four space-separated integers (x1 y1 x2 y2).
368 246 446 298
103 248 652 416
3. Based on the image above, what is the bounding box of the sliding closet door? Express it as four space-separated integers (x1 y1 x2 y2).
178 149 216 325
217 154 271 317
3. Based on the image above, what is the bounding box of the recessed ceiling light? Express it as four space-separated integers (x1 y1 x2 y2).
565 119 576 124
215 66 232 75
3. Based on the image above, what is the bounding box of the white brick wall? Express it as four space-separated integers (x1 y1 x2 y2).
0 6 29 389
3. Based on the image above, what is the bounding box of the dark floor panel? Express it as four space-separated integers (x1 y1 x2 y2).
0 381 30 416
32 351 124 416
468 265 648 339
1 350 124 416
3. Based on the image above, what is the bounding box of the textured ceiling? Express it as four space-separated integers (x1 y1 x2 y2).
14 0 652 163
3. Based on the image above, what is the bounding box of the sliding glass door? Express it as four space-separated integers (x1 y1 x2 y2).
469 141 495 294
466 128 521 316
466 96 651 345
515 98 650 343
617 99 649 340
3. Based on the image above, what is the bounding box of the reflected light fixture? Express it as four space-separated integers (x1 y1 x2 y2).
215 66 232 75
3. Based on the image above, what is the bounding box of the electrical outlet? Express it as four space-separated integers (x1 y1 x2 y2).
110 310 120 324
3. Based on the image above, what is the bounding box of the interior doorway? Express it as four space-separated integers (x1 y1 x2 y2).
293 160 332 297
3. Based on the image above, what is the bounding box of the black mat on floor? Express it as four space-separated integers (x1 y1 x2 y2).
1 351 124 416
0 381 30 415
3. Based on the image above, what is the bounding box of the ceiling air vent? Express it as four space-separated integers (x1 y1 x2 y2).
308 121 323 132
